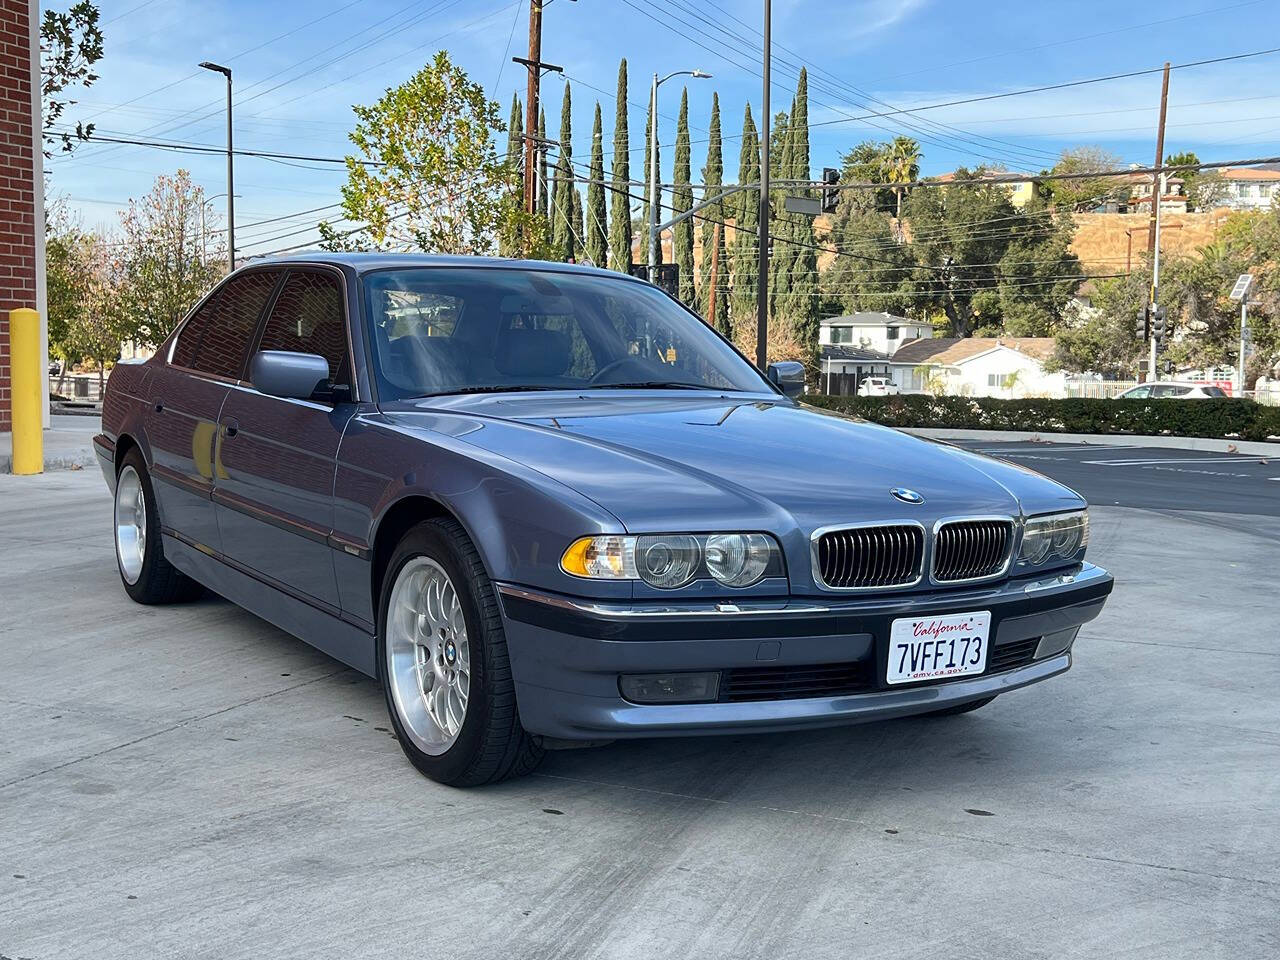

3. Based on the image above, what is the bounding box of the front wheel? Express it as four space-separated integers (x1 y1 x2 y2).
378 518 543 786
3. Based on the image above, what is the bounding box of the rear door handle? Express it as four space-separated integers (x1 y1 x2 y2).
154 399 164 413
223 418 239 438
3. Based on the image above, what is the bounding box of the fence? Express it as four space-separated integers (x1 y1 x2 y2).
51 373 107 403
1063 380 1138 399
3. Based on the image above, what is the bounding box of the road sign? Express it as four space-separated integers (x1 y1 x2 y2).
1229 273 1255 302
784 195 822 217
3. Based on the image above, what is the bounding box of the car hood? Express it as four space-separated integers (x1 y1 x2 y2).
386 392 1083 533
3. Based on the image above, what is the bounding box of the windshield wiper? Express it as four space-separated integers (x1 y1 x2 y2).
586 380 715 391
412 385 566 398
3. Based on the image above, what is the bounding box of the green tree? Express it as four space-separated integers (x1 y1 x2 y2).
118 170 224 348
320 52 521 256
641 85 661 265
769 105 793 314
571 186 584 260
1166 150 1228 212
537 108 549 220
609 59 633 273
706 219 730 335
551 83 575 261
44 207 90 386
673 88 695 305
1042 146 1127 211
70 233 131 395
585 102 608 267
499 92 524 257
697 92 724 314
731 103 760 327
41 1 104 155
839 139 897 214
820 208 914 317
884 135 920 220
784 69 819 352
906 174 1082 336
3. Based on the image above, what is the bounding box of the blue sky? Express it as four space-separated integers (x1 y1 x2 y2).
48 0 1280 254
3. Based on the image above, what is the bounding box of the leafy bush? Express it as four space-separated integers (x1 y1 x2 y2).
804 394 1280 443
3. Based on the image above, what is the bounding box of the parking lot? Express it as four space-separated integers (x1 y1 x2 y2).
2 443 1278 959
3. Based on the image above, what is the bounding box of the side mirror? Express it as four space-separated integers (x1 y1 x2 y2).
766 360 806 398
250 350 331 401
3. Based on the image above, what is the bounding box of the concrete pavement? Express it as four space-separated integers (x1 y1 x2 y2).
0 469 1277 959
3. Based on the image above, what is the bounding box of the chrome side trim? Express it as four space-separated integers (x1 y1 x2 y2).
808 519 927 593
496 584 831 619
929 515 1016 586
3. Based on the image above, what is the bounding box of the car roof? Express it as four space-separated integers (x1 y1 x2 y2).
247 251 637 284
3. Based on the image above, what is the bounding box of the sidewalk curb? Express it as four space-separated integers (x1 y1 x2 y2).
901 427 1280 456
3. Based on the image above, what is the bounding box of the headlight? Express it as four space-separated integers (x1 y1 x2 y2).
1018 510 1088 568
561 533 783 589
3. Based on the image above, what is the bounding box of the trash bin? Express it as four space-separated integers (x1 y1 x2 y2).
73 377 89 398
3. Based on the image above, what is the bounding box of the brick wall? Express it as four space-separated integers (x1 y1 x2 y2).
0 0 37 432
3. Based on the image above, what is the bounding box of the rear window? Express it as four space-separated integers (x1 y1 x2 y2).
1202 386 1227 397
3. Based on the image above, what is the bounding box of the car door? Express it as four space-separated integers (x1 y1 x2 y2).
146 270 281 553
212 267 357 609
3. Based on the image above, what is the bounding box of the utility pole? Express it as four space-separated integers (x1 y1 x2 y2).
521 1 543 214
1146 61 1170 383
755 0 771 370
706 221 721 326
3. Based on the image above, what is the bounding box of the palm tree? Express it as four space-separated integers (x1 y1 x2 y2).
883 136 921 220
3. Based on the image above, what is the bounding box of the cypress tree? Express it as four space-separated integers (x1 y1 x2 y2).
673 87 694 306
642 85 661 265
697 92 723 315
731 103 760 326
552 83 575 261
709 218 730 336
769 103 794 314
609 59 633 273
536 107 548 220
501 93 524 258
585 102 608 267
786 68 819 351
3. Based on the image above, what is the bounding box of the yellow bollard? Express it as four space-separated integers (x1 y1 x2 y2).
9 308 43 475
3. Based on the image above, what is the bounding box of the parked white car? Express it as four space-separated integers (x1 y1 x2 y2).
1114 382 1228 400
858 377 900 396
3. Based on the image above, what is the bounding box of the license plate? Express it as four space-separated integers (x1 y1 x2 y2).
887 610 991 685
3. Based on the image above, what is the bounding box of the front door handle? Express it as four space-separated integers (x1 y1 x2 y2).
154 399 164 413
223 418 239 438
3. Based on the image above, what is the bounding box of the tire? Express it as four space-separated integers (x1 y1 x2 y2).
377 517 544 787
923 695 997 718
114 449 203 605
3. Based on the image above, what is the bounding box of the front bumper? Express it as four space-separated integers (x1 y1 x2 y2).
497 562 1113 739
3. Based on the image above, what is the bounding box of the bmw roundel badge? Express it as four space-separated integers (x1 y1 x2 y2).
890 487 925 505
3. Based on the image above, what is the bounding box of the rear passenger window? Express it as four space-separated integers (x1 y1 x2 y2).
171 271 279 379
256 270 348 385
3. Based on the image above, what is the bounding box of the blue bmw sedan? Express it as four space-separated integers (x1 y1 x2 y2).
95 254 1113 785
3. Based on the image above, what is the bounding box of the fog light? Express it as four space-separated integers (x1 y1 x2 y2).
619 672 720 704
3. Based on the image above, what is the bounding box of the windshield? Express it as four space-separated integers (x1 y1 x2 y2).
361 266 771 400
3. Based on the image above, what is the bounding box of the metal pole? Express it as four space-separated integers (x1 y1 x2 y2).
1239 300 1247 396
648 72 659 277
225 71 234 271
1149 170 1165 383
754 0 771 370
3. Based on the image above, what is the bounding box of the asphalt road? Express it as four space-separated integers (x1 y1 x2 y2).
1 458 1277 960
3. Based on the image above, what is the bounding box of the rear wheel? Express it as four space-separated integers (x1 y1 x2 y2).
924 695 996 718
378 518 543 786
114 449 202 604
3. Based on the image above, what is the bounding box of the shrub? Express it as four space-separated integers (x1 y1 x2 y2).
804 394 1280 443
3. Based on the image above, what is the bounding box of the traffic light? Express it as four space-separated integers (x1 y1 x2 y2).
821 167 839 214
1151 306 1167 343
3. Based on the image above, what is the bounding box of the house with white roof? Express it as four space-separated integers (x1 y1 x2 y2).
887 337 1067 398
819 312 935 394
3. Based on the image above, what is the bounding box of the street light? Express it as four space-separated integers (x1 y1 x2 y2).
199 61 235 272
648 68 711 276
